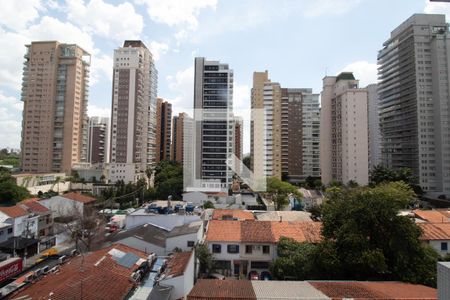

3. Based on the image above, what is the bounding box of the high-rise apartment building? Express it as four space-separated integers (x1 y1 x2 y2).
109 40 157 183
171 112 187 163
21 41 90 174
234 116 243 175
193 57 234 190
320 72 369 186
367 84 381 170
378 14 450 195
156 98 172 163
87 116 109 164
251 71 320 183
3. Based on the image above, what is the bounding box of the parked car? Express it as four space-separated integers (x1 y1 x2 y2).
248 270 259 280
207 273 225 280
260 271 272 280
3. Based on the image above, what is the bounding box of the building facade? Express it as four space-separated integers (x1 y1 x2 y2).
109 40 157 183
171 112 187 163
87 116 109 164
156 98 172 163
193 57 234 190
367 84 381 170
378 14 450 195
320 72 369 186
251 71 320 184
21 41 90 174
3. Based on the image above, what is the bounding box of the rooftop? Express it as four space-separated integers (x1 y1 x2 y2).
413 209 450 223
255 211 313 222
419 222 450 240
163 251 192 278
9 244 149 300
59 192 96 204
206 220 322 243
0 205 28 218
20 199 50 214
187 280 437 300
212 209 255 220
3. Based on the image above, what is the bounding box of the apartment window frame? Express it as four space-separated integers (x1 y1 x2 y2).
245 245 252 254
227 244 239 254
212 244 221 253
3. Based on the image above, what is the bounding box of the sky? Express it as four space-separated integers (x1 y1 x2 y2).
0 0 449 154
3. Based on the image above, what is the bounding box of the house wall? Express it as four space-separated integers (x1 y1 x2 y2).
116 237 165 256
166 232 198 254
161 252 195 300
39 196 84 218
0 225 13 243
428 240 450 257
182 192 207 205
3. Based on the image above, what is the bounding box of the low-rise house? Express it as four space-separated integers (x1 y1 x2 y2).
419 222 450 256
12 173 70 195
0 206 39 238
8 243 153 300
205 220 321 277
154 251 195 300
187 279 437 300
109 221 203 255
413 209 450 223
38 192 96 218
20 199 55 250
299 188 324 210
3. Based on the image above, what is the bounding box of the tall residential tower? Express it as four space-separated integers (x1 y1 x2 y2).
378 14 450 195
21 41 90 174
156 98 172 163
109 40 157 183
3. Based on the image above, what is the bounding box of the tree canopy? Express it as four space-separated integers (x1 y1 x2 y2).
265 177 302 210
271 182 438 286
153 160 183 200
0 168 30 205
370 165 422 195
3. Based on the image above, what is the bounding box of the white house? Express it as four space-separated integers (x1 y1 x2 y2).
38 192 96 218
0 205 39 238
419 222 450 257
205 220 322 278
156 251 195 300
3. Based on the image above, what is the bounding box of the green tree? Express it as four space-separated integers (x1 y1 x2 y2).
196 243 214 275
153 160 183 200
0 168 30 205
266 177 302 210
370 165 422 195
320 182 437 285
242 154 251 170
203 200 215 209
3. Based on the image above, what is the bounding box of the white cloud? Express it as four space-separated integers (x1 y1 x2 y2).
303 0 362 17
424 0 450 18
26 16 96 54
88 104 110 118
0 92 23 149
0 0 44 31
0 29 29 90
340 60 378 87
90 53 113 85
66 0 144 41
166 65 194 115
137 0 217 30
148 41 169 61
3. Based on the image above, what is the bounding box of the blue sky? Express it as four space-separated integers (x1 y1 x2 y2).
0 0 448 154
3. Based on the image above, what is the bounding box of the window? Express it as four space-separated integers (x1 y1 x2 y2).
7 228 12 234
262 245 270 254
0 231 3 236
250 261 270 269
212 244 221 253
245 245 252 254
187 241 195 247
441 242 448 251
227 245 239 253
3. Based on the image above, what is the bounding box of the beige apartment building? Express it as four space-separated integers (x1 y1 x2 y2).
156 98 172 163
21 41 90 174
320 72 369 186
109 40 157 183
251 71 320 184
171 112 187 163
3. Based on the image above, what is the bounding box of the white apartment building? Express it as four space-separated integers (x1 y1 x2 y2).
320 72 369 186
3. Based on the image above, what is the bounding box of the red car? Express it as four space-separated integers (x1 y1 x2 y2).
248 271 259 280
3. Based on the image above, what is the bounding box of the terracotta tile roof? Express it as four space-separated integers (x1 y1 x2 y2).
310 281 437 299
413 209 450 223
212 209 255 220
206 220 322 243
419 223 450 240
0 205 28 218
61 192 96 204
206 220 241 242
20 200 50 213
10 244 149 300
165 251 192 277
187 279 256 300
